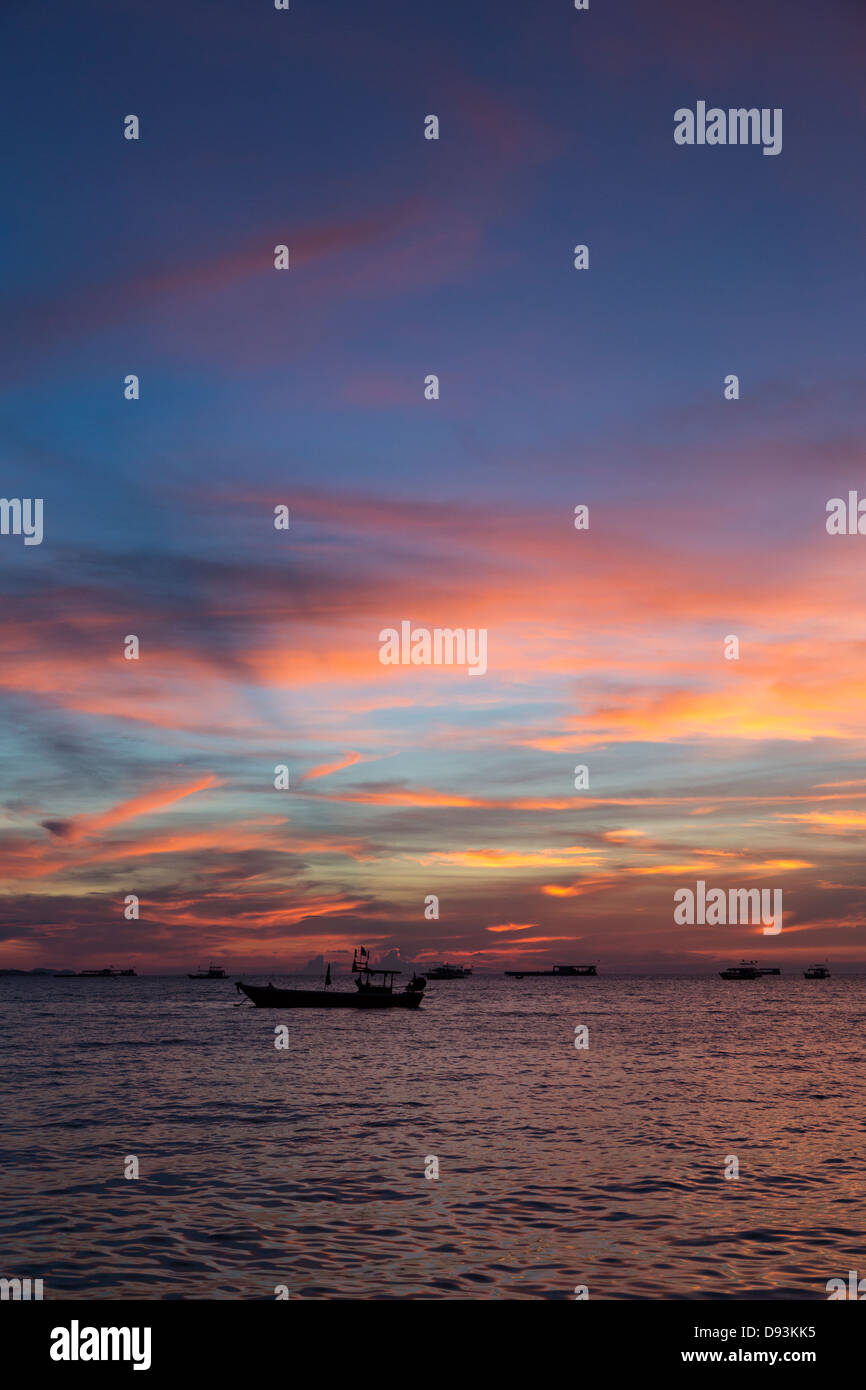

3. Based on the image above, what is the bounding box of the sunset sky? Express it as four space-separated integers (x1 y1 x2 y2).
2 0 865 971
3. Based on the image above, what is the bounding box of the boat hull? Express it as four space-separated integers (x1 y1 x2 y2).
235 982 423 1009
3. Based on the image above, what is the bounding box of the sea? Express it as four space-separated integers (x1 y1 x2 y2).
1 972 863 1300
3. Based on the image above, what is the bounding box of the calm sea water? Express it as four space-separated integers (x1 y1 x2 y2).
1 973 863 1300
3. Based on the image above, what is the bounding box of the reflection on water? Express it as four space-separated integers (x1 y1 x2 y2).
1 974 862 1299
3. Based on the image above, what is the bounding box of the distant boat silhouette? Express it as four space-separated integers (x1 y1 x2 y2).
505 964 597 978
63 966 136 978
188 962 227 979
425 962 472 980
235 948 427 1010
719 960 760 980
804 964 830 979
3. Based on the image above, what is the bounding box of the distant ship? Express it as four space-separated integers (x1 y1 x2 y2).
424 963 472 980
719 960 760 980
188 962 227 979
804 964 830 979
505 964 597 978
61 967 137 978
235 947 427 1010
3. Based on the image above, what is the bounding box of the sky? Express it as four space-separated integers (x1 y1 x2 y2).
1 0 866 972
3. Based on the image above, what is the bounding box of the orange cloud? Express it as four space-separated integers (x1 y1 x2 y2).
42 775 222 842
775 812 866 829
415 847 603 869
300 752 364 781
486 922 538 933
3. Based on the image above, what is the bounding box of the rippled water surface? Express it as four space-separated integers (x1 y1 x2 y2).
1 973 864 1299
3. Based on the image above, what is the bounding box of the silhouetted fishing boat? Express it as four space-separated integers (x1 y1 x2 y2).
188 962 227 979
66 967 136 978
719 960 760 980
804 964 830 979
235 948 427 1010
505 964 597 978
425 962 472 979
